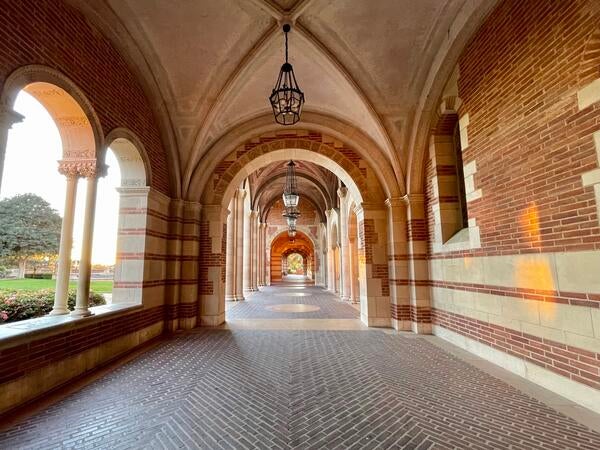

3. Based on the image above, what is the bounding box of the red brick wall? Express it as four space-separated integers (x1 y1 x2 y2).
266 198 318 226
427 0 600 257
0 0 170 194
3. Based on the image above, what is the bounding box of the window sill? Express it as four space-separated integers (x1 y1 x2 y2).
0 303 143 349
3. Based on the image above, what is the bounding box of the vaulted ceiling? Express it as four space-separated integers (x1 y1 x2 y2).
67 0 497 197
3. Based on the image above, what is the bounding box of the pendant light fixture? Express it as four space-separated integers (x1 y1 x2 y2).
282 160 299 208
269 24 305 125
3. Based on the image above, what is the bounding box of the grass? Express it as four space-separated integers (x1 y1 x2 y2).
0 279 113 294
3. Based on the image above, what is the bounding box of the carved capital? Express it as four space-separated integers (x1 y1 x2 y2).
58 159 102 179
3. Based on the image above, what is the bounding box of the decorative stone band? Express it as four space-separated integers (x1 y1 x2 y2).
430 279 600 309
57 159 107 179
432 308 600 391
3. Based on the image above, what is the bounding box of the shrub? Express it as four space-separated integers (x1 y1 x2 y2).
24 273 53 279
0 289 106 323
0 266 9 278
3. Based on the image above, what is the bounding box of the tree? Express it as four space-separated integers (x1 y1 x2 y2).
0 194 62 278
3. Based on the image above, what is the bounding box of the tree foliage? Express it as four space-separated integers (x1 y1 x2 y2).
0 194 62 276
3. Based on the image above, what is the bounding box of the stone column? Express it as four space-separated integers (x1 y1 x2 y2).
225 199 236 301
405 194 432 334
165 199 183 331
386 198 411 331
198 204 228 326
325 209 335 291
0 104 24 194
235 189 246 301
179 201 202 329
338 187 350 301
51 166 79 315
257 223 265 287
73 164 103 318
250 211 259 291
356 204 392 327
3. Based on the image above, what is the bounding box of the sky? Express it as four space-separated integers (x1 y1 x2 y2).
1 92 121 265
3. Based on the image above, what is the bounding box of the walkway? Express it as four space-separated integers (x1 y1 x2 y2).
1 284 600 449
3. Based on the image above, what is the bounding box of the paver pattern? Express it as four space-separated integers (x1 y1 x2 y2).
2 286 600 449
227 285 359 320
2 334 600 450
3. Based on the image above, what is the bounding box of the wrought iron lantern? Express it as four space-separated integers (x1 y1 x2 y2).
269 24 305 125
282 160 299 208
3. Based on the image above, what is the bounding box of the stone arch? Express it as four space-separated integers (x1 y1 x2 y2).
188 125 398 202
104 129 152 305
1 65 103 165
269 230 314 283
104 128 152 188
198 134 392 328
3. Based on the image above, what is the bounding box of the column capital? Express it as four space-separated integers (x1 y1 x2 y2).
337 186 348 199
385 197 405 209
58 159 105 179
403 193 425 205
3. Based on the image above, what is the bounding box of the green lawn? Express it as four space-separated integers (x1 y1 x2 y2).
0 279 113 294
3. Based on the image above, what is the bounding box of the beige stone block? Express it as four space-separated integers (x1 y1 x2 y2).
464 175 475 194
564 332 600 355
500 297 540 324
473 292 502 315
577 78 600 110
463 160 476 178
539 303 594 337
592 308 600 339
555 251 600 293
581 168 600 187
521 322 565 344
465 189 482 203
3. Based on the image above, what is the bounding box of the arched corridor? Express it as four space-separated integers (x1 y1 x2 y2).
1 0 600 448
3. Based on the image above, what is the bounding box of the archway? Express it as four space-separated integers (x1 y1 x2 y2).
102 129 150 305
197 134 392 328
270 230 314 284
348 204 360 304
0 70 103 318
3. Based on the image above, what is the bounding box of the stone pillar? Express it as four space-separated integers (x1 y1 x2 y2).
338 187 350 301
250 211 259 291
225 199 235 301
386 198 411 331
257 222 265 287
356 204 391 328
73 165 103 318
51 167 79 315
235 189 246 301
325 209 335 291
178 201 202 329
164 199 184 331
405 194 432 334
0 104 24 194
198 204 228 326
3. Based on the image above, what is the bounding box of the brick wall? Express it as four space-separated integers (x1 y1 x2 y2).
426 0 600 410
427 0 600 258
0 0 170 194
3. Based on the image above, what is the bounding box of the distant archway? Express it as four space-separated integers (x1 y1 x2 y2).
270 230 314 284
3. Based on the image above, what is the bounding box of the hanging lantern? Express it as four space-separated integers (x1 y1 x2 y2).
269 24 305 125
282 160 299 208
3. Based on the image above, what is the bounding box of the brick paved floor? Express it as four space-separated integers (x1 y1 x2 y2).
2 287 600 449
227 285 359 320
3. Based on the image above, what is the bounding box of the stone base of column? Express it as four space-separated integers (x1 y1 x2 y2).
200 312 225 327
225 294 237 301
340 296 350 302
179 316 197 330
49 308 70 316
411 322 432 334
392 319 412 331
70 308 94 318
